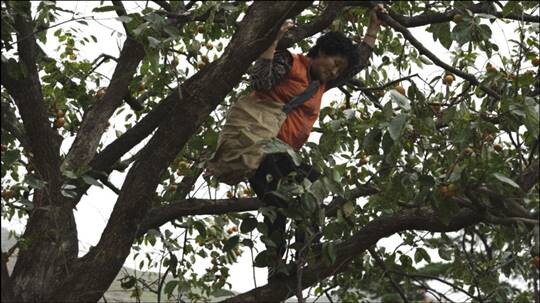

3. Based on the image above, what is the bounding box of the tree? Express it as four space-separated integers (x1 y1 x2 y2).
1 1 539 302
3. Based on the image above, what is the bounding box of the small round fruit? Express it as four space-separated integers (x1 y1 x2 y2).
226 191 234 199
532 57 540 67
169 184 178 192
138 82 146 92
197 25 205 33
394 85 406 96
439 185 449 195
206 42 214 50
226 228 233 235
56 110 65 118
54 117 65 128
2 190 14 200
486 64 497 73
178 161 189 170
430 102 441 113
444 74 455 85
96 88 106 99
359 158 368 166
532 256 540 269
453 14 464 23
494 144 503 152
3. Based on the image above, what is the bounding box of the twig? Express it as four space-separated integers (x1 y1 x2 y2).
368 247 409 303
380 13 501 100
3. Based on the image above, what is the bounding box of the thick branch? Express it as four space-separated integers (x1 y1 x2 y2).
137 198 263 237
278 1 346 50
1 255 17 303
51 3 312 302
111 1 130 36
63 37 145 171
221 207 482 302
137 185 379 237
3 2 63 184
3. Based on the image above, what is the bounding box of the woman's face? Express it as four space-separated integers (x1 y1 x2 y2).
311 50 348 83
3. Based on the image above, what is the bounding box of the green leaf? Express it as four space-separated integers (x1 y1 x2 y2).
240 217 258 233
2 150 20 166
254 250 270 267
323 242 337 264
389 90 411 111
492 173 520 189
25 175 47 189
448 164 464 182
224 235 239 251
211 289 236 298
92 5 117 12
399 254 412 267
147 36 160 48
388 114 408 141
438 247 452 261
427 22 452 49
414 248 431 263
116 15 133 23
164 280 178 295
81 175 103 188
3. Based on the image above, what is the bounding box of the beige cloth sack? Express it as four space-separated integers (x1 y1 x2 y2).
206 94 288 185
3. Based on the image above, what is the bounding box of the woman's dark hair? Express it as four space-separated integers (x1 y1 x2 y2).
307 31 359 68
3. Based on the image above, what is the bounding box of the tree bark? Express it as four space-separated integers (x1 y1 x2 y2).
49 2 311 302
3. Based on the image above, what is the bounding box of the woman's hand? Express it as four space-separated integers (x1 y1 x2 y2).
276 19 294 41
368 4 387 29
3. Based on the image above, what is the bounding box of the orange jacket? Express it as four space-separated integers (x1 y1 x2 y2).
252 53 325 150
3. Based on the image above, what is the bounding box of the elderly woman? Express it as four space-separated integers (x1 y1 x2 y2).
245 5 387 281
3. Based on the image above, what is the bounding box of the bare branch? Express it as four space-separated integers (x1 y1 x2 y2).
111 1 130 36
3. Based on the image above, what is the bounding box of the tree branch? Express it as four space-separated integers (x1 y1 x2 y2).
378 13 501 100
220 207 483 302
1 255 19 303
346 2 539 27
137 198 263 237
51 3 313 302
278 1 347 50
63 36 145 172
